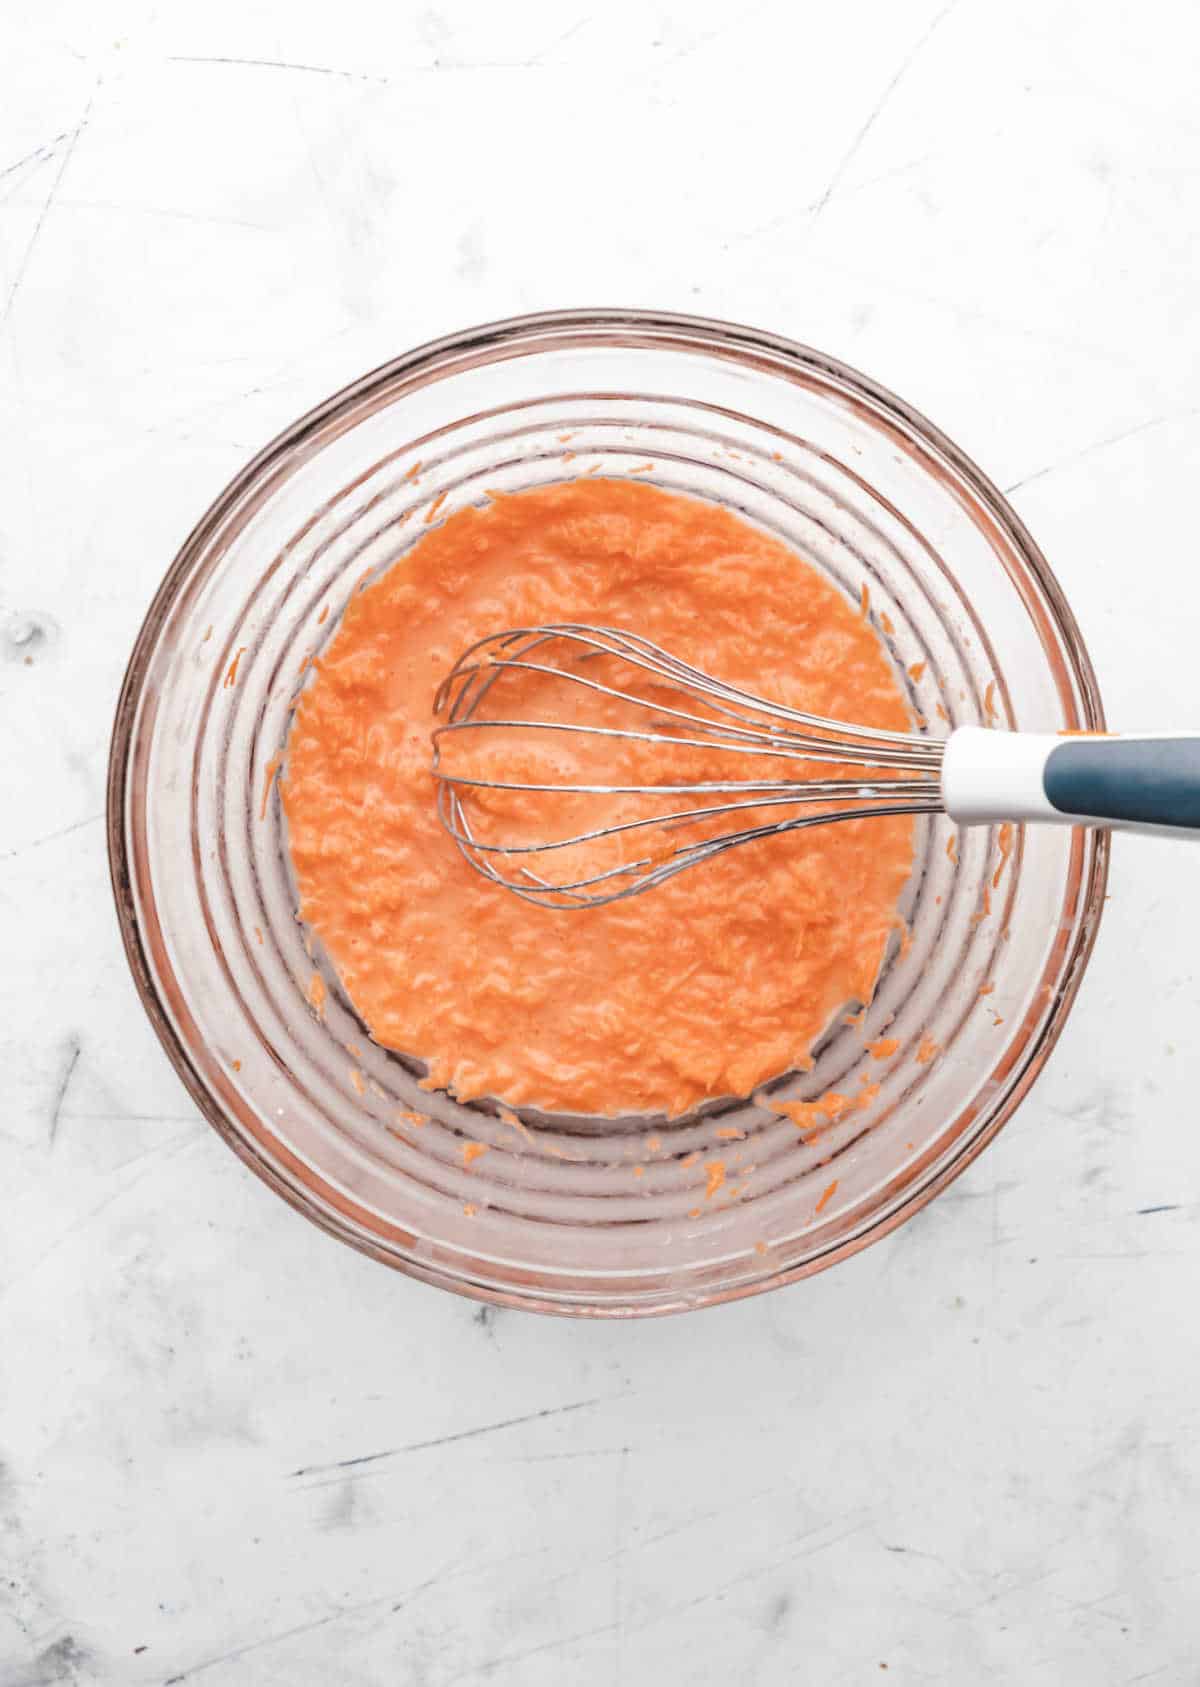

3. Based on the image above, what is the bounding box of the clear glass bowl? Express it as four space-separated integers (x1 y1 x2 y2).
107 310 1108 1317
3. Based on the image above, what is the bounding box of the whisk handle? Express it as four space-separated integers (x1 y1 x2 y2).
942 727 1200 835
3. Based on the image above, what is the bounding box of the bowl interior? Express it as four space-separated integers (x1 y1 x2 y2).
110 313 1107 1315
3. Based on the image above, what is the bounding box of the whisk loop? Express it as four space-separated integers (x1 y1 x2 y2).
431 624 943 909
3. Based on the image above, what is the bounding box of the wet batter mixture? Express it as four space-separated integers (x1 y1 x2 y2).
282 479 914 1118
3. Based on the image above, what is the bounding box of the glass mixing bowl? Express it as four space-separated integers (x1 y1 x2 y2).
107 309 1108 1317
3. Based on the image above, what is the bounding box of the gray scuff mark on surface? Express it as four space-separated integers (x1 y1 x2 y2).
521 16 590 66
167 55 390 85
442 1616 627 1687
53 1111 197 1125
1 86 95 330
292 1395 609 1482
162 1592 397 1685
812 0 963 219
318 1479 367 1532
1137 1204 1181 1215
390 1557 462 1615
1003 410 1199 494
658 2 772 70
501 1446 628 1464
3 612 61 666
57 198 272 233
461 1521 870 1684
0 1133 205 1308
163 1553 463 1682
47 1035 82 1146
0 1635 92 1687
762 1589 793 1634
0 132 73 190
0 812 104 863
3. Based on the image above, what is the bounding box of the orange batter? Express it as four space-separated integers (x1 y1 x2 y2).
281 480 913 1118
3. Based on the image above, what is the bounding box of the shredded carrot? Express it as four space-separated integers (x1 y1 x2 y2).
645 1135 662 1152
687 1207 702 1219
224 646 246 688
970 885 993 926
405 460 423 481
317 603 330 625
815 1179 838 1214
346 1042 362 1058
715 1125 745 1141
916 1035 939 1065
908 661 927 683
495 1103 535 1146
856 1081 881 1109
349 1066 365 1095
769 1090 851 1132
629 462 656 474
557 432 574 443
679 1151 699 1169
202 624 213 644
867 1037 900 1060
424 490 449 525
879 611 895 636
754 1239 769 1255
772 451 783 462
704 1160 727 1200
984 679 998 721
254 925 263 945
891 915 912 958
978 981 995 998
632 1164 645 1178
844 1009 866 1028
541 1141 578 1162
935 701 950 723
859 582 871 618
462 1141 488 1168
586 462 603 474
232 1059 241 1072
260 755 281 821
562 451 575 462
991 1012 1005 1027
946 833 958 864
307 971 326 1019
395 1109 426 1127
463 1202 477 1217
993 822 1014 889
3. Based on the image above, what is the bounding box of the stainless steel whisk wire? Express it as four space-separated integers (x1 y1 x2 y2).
431 624 945 909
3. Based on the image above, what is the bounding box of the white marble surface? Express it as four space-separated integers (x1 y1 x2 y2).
4 1 1200 1681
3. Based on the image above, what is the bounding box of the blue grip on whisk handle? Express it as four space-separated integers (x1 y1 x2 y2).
1044 736 1200 829
941 727 1200 835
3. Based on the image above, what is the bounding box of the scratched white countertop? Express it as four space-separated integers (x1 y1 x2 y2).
4 2 1200 1682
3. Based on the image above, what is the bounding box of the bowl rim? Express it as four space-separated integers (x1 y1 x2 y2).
106 306 1109 1317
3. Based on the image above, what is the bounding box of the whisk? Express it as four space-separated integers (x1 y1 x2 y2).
432 623 1200 909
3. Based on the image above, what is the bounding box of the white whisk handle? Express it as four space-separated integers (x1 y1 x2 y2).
941 727 1200 835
